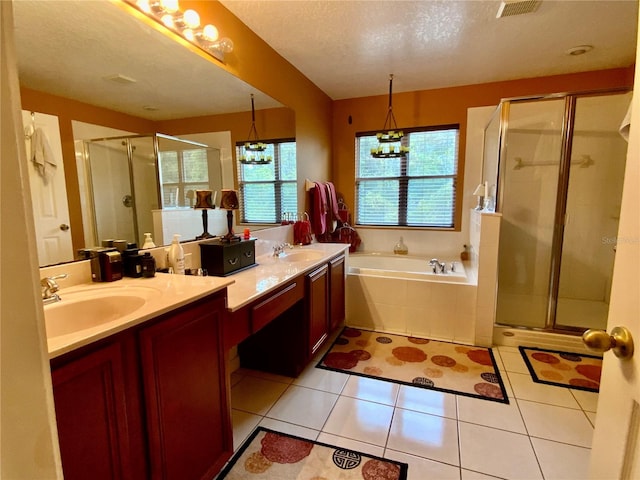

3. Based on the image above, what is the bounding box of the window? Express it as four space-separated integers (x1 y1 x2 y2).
158 147 214 207
236 139 297 223
355 125 459 228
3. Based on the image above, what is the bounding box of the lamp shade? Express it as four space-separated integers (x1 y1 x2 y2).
220 189 239 210
194 190 215 209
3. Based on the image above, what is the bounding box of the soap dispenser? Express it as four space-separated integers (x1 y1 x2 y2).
167 234 185 274
142 232 156 249
393 237 408 255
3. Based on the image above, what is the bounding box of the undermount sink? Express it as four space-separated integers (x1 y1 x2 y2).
44 285 161 338
279 249 325 263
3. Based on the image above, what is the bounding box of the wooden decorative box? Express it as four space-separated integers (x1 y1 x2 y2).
199 238 256 276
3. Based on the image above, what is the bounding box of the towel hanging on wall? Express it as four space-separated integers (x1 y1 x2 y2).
31 128 57 181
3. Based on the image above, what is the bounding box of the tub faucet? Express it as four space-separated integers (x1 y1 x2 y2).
428 259 446 274
41 273 67 304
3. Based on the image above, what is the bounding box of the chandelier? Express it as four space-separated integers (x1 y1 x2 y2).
239 94 271 165
371 74 409 159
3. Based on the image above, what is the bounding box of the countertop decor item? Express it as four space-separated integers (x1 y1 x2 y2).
220 189 240 243
473 182 487 210
238 94 271 165
194 189 216 239
371 74 409 159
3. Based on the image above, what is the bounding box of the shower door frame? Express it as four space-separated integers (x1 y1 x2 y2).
84 134 163 247
491 87 631 334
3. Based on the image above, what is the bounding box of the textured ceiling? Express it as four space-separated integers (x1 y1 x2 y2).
12 0 283 121
12 0 638 120
220 0 638 99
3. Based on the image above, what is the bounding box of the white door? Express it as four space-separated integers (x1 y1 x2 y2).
588 27 640 478
22 110 74 266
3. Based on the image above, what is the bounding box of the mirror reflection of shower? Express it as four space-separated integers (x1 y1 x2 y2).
483 90 631 333
81 133 221 247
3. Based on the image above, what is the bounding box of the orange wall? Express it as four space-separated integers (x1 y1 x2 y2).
157 107 296 190
181 1 334 196
332 67 634 226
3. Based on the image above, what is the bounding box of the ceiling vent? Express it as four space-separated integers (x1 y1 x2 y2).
497 0 541 18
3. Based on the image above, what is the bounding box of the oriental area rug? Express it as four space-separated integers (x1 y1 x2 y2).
317 327 509 404
519 346 602 392
217 427 408 480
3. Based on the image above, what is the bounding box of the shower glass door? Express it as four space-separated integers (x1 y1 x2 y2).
495 98 565 328
86 138 136 244
555 92 631 331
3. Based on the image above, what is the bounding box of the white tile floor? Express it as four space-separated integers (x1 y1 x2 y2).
226 343 597 480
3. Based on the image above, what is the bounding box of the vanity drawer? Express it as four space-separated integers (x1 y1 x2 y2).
239 241 255 268
251 279 304 333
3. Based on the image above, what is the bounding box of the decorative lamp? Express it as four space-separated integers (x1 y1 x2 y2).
239 94 271 165
194 190 216 239
220 189 240 243
372 74 409 159
473 182 487 210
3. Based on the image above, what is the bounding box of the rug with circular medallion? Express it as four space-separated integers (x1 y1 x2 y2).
519 346 602 392
217 427 408 480
317 327 509 404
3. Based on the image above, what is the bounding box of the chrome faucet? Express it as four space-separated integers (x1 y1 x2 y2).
428 258 446 274
41 273 67 305
273 242 293 257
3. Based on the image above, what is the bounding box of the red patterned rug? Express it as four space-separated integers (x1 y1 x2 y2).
217 427 408 479
317 328 508 404
519 346 602 392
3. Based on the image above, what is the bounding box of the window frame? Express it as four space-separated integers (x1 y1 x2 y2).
158 147 215 208
236 137 297 225
355 124 460 230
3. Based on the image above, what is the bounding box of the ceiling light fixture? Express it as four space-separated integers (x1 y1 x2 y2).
128 0 233 62
239 94 271 165
371 74 409 159
566 45 593 56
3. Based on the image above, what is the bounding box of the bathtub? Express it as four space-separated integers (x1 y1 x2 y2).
346 252 477 344
348 253 468 283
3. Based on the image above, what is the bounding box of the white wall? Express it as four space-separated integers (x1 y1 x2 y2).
1 2 62 476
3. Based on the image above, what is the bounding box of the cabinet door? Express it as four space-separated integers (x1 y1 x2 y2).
329 254 346 332
139 294 232 480
51 338 145 480
307 264 329 357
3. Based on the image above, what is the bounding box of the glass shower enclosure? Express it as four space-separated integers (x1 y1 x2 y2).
83 133 220 247
484 89 631 333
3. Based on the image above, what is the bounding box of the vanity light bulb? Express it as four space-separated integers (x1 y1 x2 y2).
183 9 200 28
183 28 195 41
202 24 219 42
160 0 179 12
213 37 234 53
136 0 152 13
161 13 174 28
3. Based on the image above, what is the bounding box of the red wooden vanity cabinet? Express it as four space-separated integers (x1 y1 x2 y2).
50 290 232 480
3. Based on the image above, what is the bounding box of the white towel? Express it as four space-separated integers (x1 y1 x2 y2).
31 128 57 181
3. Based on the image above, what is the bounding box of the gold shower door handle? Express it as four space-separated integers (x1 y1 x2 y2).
582 326 634 359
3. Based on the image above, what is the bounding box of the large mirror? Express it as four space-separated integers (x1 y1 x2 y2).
13 0 294 266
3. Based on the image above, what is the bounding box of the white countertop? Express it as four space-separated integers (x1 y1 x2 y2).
225 243 349 311
46 243 349 358
47 274 233 358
